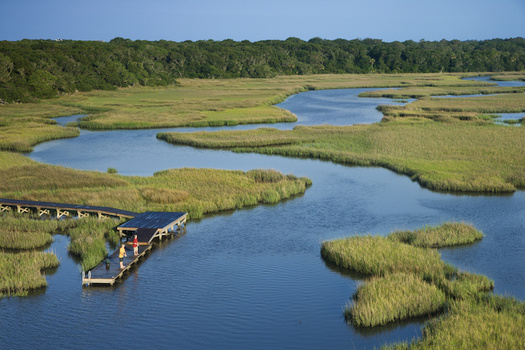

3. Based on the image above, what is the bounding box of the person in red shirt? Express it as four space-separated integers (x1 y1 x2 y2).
133 235 139 256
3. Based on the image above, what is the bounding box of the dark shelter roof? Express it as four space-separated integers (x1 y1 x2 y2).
118 211 187 231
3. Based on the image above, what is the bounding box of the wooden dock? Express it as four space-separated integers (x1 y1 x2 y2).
82 244 152 285
82 211 187 286
0 198 188 286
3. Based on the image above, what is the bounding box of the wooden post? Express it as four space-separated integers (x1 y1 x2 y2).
56 209 69 219
38 208 50 217
17 206 29 214
0 205 11 212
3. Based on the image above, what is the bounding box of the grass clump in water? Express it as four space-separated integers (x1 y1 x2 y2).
67 217 121 271
346 273 446 327
0 250 59 297
321 235 445 279
0 212 76 249
321 222 498 330
388 222 483 248
388 296 525 349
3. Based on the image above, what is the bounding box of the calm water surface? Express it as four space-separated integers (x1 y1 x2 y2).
1 87 524 349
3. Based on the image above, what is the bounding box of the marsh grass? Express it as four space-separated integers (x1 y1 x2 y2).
388 222 483 248
320 235 445 279
389 297 525 350
67 217 121 271
0 211 122 293
0 250 59 297
346 273 446 327
409 93 525 114
0 161 312 294
436 272 494 300
0 153 311 220
1 73 496 133
163 121 525 193
0 122 79 152
0 212 75 249
321 223 499 332
359 86 525 99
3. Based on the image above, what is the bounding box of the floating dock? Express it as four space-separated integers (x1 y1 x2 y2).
82 211 187 286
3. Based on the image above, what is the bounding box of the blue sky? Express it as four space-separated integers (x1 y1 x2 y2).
1 0 523 42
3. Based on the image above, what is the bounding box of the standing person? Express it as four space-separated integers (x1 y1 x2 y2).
133 234 139 256
119 243 127 269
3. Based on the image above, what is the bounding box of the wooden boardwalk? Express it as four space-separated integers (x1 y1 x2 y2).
82 244 152 285
83 211 187 286
0 198 188 286
0 198 138 219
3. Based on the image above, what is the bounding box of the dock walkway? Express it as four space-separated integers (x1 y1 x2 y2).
82 211 187 286
82 244 152 285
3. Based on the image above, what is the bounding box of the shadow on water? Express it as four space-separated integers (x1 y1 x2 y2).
349 313 432 338
321 258 369 282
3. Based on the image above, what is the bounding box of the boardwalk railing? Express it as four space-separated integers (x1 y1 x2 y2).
0 198 138 219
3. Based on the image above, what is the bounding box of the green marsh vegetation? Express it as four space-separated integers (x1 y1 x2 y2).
0 212 64 298
358 85 525 99
0 152 311 220
0 161 311 296
0 103 82 152
0 212 75 250
0 72 500 137
386 296 525 349
321 223 525 348
67 217 122 271
159 119 525 193
0 250 59 297
347 273 447 327
388 222 484 248
0 211 123 296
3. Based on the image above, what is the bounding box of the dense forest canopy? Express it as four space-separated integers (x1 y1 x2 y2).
0 37 524 102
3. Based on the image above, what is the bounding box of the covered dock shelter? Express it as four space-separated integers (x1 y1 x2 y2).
117 211 187 244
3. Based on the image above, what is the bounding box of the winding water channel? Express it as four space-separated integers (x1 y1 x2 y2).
1 85 524 349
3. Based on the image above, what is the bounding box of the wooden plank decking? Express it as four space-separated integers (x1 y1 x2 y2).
82 244 152 285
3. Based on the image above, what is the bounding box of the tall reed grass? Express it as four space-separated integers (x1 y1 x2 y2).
388 222 483 248
346 273 446 327
67 217 121 271
321 223 498 331
0 250 59 297
0 155 311 220
0 212 76 249
2 72 496 132
321 235 446 279
389 297 525 349
163 120 525 193
360 85 525 99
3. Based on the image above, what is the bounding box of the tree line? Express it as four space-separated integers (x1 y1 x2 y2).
0 37 524 102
